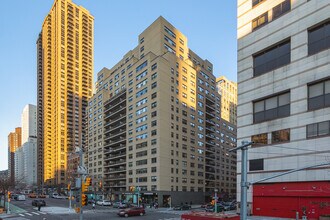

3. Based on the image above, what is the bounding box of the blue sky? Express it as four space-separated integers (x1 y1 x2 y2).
0 0 237 170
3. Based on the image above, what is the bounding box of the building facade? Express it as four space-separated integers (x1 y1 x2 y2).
86 17 237 205
237 0 330 219
216 76 237 125
15 105 38 186
8 127 21 183
37 0 94 186
21 104 37 144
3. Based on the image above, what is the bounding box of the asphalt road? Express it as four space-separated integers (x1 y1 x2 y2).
6 197 186 220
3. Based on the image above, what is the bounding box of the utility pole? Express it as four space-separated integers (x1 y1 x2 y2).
76 147 86 220
214 188 218 213
229 141 253 220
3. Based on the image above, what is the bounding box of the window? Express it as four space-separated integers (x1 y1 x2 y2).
254 92 290 123
272 0 291 20
308 20 330 55
136 61 148 72
272 129 290 143
151 72 157 80
151 63 157 71
254 39 290 76
151 82 157 89
252 0 265 7
252 12 268 31
307 121 330 138
164 44 176 54
249 159 264 171
252 133 267 146
151 92 157 99
164 35 176 47
164 26 176 39
308 79 330 110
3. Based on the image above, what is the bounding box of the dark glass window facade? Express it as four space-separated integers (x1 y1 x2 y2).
272 0 291 20
307 121 330 139
254 92 290 123
308 20 330 55
252 0 266 7
308 79 330 110
249 159 264 171
253 40 291 76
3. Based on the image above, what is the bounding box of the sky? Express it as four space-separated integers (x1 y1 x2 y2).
0 0 237 171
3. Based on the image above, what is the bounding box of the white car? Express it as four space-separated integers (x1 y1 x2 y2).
96 200 112 206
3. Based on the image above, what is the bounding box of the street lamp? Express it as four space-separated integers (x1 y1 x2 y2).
214 188 218 213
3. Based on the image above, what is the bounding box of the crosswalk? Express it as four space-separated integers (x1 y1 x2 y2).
18 211 47 217
158 218 180 220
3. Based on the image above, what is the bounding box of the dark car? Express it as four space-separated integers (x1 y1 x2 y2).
205 204 224 213
173 204 191 210
117 207 145 217
32 200 46 207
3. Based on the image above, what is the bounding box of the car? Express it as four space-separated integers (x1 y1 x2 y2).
205 204 224 213
51 193 59 198
88 199 95 204
113 202 128 209
16 195 26 201
117 207 145 217
96 200 112 206
173 204 191 210
28 193 37 198
32 200 46 207
38 194 46 198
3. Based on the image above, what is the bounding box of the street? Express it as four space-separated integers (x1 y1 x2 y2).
2 197 189 220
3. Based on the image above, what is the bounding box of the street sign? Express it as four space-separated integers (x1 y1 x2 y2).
77 166 87 175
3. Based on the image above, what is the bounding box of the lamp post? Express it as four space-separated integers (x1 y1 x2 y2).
214 188 218 213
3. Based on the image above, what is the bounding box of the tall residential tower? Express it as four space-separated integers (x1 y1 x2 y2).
237 0 330 218
8 127 21 183
87 17 237 205
216 76 237 125
37 0 93 186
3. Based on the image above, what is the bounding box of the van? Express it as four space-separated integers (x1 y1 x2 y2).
16 195 26 201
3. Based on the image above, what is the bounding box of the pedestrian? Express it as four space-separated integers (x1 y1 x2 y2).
92 202 95 212
38 203 41 211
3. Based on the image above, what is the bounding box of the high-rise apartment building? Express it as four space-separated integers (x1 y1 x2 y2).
237 0 330 218
216 76 237 125
8 127 21 183
15 104 38 186
37 0 94 186
87 17 237 205
21 104 37 144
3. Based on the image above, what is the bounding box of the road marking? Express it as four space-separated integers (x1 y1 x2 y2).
19 214 25 216
40 211 47 214
25 213 33 216
32 212 40 215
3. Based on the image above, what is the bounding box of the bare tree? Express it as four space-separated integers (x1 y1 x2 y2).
0 176 14 211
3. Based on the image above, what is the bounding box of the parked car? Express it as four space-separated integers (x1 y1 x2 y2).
32 200 46 207
173 204 191 210
222 201 236 211
117 207 145 217
205 204 224 213
16 195 26 201
96 200 112 206
38 194 46 198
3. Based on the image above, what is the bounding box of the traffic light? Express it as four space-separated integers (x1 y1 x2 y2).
129 186 135 192
99 180 102 189
86 177 92 186
8 192 11 202
81 194 87 206
82 183 88 192
68 183 71 191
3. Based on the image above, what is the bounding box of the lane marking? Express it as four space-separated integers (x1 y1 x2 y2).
32 212 40 215
19 214 25 216
40 211 47 214
25 213 33 216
